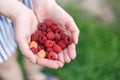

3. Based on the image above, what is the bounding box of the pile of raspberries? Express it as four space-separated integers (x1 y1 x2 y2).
29 19 73 60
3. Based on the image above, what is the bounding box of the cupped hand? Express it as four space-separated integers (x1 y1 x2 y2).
14 6 63 69
34 0 80 64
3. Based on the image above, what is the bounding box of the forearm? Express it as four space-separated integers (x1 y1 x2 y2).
0 0 32 22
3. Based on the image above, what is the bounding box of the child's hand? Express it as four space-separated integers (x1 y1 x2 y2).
32 0 80 63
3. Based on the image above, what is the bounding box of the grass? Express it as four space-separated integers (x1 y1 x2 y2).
1 1 120 80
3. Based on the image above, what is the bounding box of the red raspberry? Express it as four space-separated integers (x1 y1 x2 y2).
64 36 73 45
36 30 42 36
58 40 66 49
50 24 58 31
47 31 55 40
46 47 53 52
45 40 54 47
31 48 38 54
46 28 51 32
31 33 38 41
45 51 49 58
47 52 58 60
53 44 62 53
55 29 62 35
44 19 53 27
37 46 44 52
38 23 47 31
55 33 61 41
39 35 47 43
60 33 66 39
42 31 46 36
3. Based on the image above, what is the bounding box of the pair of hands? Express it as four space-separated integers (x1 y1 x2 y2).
15 0 80 69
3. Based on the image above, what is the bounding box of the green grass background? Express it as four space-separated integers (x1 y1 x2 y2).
41 7 120 80
1 1 120 80
41 2 120 80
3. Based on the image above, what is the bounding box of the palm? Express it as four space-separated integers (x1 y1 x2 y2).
34 3 79 67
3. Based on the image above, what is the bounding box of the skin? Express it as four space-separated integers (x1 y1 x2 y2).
0 0 80 69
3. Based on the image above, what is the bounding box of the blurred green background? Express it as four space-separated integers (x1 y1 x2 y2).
40 1 120 80
1 0 120 80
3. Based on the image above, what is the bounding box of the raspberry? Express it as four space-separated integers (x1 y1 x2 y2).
46 47 53 52
53 44 62 53
44 19 53 27
37 46 44 52
42 31 46 36
45 40 54 47
45 51 49 58
36 30 42 36
58 40 66 49
50 24 58 31
46 28 51 32
64 36 73 45
47 31 55 40
38 23 47 31
47 52 57 60
31 33 38 41
37 50 46 58
60 33 67 40
39 35 47 43
29 41 38 49
31 48 38 54
55 33 61 41
55 29 62 35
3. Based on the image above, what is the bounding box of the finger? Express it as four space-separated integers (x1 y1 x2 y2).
17 39 36 63
63 48 71 63
36 57 61 69
66 18 80 44
68 43 76 60
56 60 64 68
58 51 65 63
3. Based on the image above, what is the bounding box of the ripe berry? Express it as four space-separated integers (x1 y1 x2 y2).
42 31 46 36
37 50 46 58
45 40 54 47
44 19 53 27
64 36 73 45
36 30 42 36
29 41 38 49
55 33 61 41
46 47 53 52
31 33 38 41
37 46 44 52
31 48 38 54
46 28 51 32
55 29 62 35
53 44 62 53
60 33 66 39
39 35 47 43
47 31 55 40
50 24 58 31
58 40 66 49
38 23 47 31
47 52 57 60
